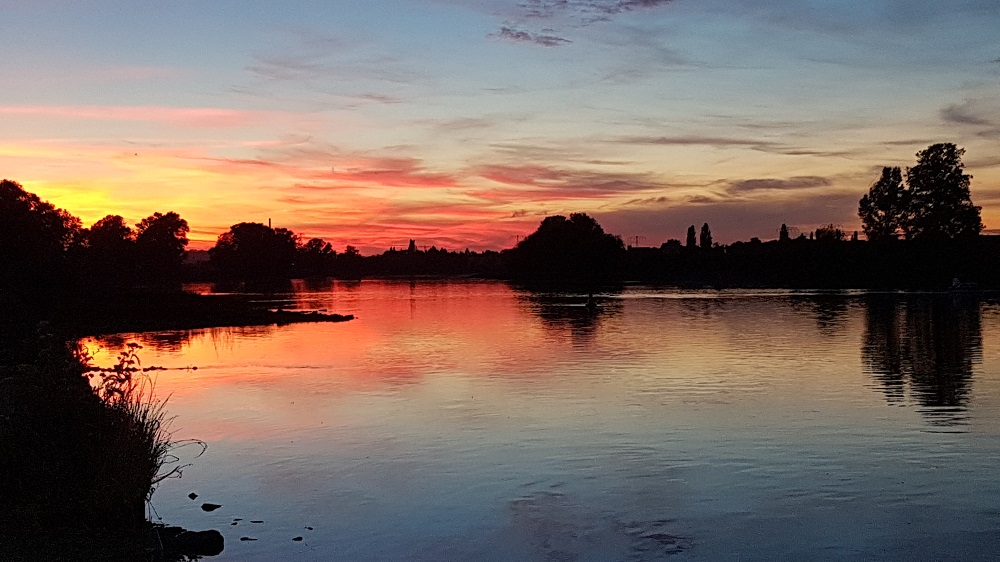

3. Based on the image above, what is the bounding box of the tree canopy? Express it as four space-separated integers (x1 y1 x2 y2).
905 143 982 239
859 143 982 241
135 212 189 279
699 223 713 249
0 179 80 287
509 213 625 284
859 167 907 241
209 222 299 279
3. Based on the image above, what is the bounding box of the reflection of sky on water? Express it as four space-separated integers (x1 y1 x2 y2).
79 283 1000 560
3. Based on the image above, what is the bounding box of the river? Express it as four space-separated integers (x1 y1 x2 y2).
83 281 1000 560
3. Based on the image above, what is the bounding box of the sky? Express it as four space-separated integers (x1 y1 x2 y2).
2 0 999 252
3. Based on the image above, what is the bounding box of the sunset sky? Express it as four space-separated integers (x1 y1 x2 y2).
3 0 999 252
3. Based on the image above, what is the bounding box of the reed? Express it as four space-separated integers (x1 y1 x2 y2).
1 336 202 559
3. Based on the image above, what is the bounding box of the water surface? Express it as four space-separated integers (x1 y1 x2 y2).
84 282 1000 560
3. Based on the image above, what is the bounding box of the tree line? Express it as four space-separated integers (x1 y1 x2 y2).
1 142 993 292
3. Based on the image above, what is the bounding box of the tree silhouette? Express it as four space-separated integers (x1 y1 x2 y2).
296 237 337 277
209 222 298 279
510 213 625 284
135 212 189 280
337 245 363 278
815 224 845 242
88 215 133 248
685 225 696 249
81 215 136 282
904 143 982 239
779 223 790 242
859 166 907 241
699 223 712 249
0 179 80 288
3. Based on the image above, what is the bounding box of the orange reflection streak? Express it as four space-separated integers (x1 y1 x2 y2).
80 285 904 445
79 284 567 441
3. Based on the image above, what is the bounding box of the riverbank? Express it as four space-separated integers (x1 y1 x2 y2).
2 288 352 364
0 334 227 561
0 288 353 560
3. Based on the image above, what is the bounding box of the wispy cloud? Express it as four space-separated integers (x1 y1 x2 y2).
941 99 994 127
516 0 674 22
206 154 459 189
475 163 663 199
0 105 284 128
728 176 831 194
615 135 780 149
490 26 572 46
491 0 675 46
940 97 1000 138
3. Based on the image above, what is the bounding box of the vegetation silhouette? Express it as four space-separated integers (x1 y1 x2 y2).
0 335 221 560
508 213 626 286
5 141 999 294
862 294 982 426
685 225 696 249
0 179 80 296
699 223 712 249
136 211 190 282
859 143 982 241
210 222 299 280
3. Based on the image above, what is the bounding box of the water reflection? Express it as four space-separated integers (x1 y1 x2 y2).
82 283 1000 560
862 294 983 425
786 292 853 336
93 325 275 353
515 289 623 341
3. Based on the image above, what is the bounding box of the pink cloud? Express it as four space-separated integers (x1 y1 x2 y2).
0 105 287 128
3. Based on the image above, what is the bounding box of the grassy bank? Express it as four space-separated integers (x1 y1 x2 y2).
0 334 218 560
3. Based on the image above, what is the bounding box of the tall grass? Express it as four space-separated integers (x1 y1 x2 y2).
86 343 203 526
1 335 202 553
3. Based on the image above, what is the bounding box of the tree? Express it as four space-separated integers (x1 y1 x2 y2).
699 223 712 250
0 179 81 288
815 224 845 242
904 143 982 239
859 167 907 241
337 245 364 278
685 225 696 249
81 215 136 280
779 223 790 242
88 215 134 249
135 212 189 279
209 222 298 279
510 213 625 284
296 237 336 277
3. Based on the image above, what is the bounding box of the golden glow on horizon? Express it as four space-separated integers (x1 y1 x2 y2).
4 128 999 251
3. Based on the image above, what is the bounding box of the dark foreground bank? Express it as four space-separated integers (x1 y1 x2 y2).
0 335 226 560
0 291 353 560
